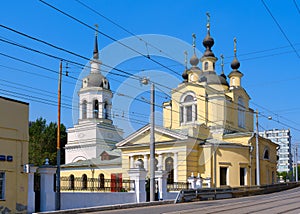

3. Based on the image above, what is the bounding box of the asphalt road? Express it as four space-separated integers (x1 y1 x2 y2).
87 187 300 214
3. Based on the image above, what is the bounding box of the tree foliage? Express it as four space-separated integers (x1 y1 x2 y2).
29 117 67 166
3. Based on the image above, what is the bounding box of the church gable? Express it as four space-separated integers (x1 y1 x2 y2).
116 124 188 147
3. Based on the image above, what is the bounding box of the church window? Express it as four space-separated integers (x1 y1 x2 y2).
0 172 5 200
180 93 197 125
82 100 87 119
137 159 144 169
82 174 87 190
264 148 269 160
165 157 174 184
238 97 245 128
93 100 99 118
104 102 108 119
98 174 105 189
186 105 193 122
204 62 208 70
69 174 75 190
155 159 158 171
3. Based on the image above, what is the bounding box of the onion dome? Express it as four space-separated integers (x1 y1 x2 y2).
231 57 240 70
190 54 199 66
182 69 188 81
219 72 229 86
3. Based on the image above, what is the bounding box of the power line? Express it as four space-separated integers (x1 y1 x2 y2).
294 0 300 14
74 0 183 68
38 0 182 77
261 0 300 58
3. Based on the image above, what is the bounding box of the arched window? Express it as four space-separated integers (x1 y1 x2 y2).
264 148 270 160
98 173 105 189
104 102 108 119
82 100 87 119
204 62 208 70
69 174 75 190
238 97 245 128
165 157 174 184
137 158 144 169
82 174 87 190
180 93 197 125
155 159 158 171
93 100 99 118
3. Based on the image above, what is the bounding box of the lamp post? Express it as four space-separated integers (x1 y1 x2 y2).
141 77 156 201
255 110 260 186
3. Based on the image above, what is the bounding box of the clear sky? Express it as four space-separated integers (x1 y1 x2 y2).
1 0 300 147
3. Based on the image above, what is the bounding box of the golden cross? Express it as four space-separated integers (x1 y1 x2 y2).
220 54 224 73
184 50 188 69
206 12 210 30
233 37 237 56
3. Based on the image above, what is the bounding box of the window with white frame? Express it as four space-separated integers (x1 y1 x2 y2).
180 94 197 125
238 96 245 128
0 172 5 200
81 100 87 119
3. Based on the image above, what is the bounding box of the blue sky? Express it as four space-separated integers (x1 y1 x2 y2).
1 0 300 146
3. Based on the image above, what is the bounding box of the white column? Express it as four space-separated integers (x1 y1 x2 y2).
174 152 178 182
38 165 57 212
130 156 134 169
156 170 168 200
144 154 148 171
27 165 38 214
128 161 147 203
158 154 163 170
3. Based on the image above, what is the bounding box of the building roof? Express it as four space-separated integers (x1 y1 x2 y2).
0 95 29 105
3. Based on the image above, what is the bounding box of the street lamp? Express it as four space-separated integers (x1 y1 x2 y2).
141 77 156 201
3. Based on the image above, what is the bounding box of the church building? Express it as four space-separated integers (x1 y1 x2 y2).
61 15 277 188
117 16 278 187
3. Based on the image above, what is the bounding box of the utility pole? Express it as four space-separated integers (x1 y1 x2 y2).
56 61 62 210
141 78 156 201
149 82 155 201
255 110 260 186
296 146 298 182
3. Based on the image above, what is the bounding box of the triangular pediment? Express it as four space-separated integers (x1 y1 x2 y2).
116 124 188 147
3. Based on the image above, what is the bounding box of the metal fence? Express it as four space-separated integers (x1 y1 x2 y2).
167 182 190 191
61 176 135 192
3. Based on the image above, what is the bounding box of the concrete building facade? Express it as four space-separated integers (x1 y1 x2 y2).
260 129 292 173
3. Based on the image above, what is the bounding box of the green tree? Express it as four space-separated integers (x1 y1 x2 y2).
29 117 67 166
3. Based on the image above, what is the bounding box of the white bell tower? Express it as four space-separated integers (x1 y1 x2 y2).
65 32 123 164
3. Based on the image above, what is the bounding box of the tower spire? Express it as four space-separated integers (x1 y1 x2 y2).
93 24 99 59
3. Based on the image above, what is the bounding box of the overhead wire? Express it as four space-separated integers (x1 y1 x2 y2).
261 0 300 58
38 0 182 77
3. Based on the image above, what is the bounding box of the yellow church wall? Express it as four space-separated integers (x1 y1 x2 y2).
216 146 250 187
0 97 29 213
198 147 213 179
